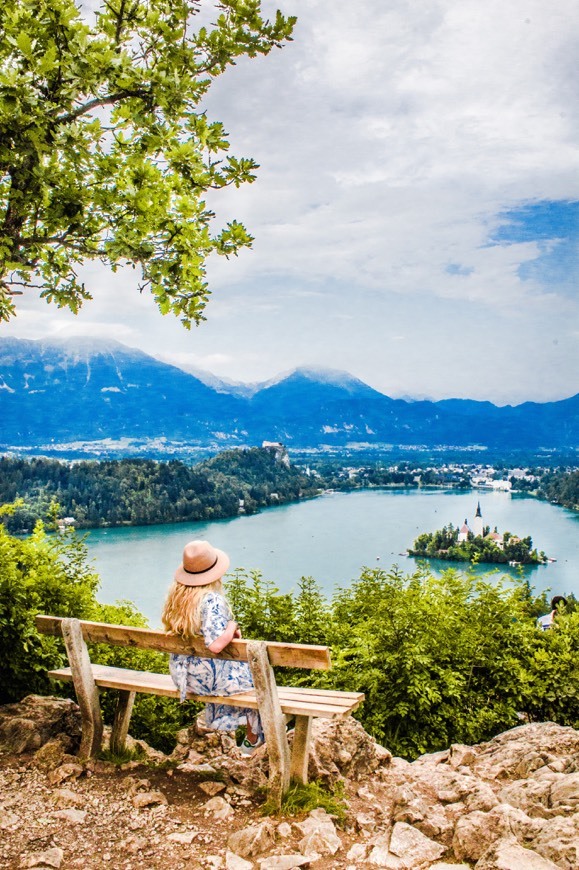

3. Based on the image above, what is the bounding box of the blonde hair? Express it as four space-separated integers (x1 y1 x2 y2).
161 578 228 642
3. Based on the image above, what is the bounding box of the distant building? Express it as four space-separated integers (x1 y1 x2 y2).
458 520 471 542
472 502 484 537
262 441 290 468
488 531 504 549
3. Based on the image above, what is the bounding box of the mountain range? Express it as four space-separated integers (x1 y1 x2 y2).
0 337 578 452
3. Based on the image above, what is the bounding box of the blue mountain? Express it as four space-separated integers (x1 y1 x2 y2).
0 337 577 451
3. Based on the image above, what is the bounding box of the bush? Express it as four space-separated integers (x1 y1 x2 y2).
3 513 578 759
326 566 542 756
0 513 191 750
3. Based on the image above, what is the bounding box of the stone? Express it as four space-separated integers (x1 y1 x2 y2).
389 822 445 867
453 803 542 862
47 763 83 786
199 780 227 796
167 831 197 844
177 761 219 775
296 808 342 856
453 810 501 862
23 846 65 868
227 820 276 858
131 790 168 808
51 808 87 824
472 723 579 784
499 779 552 817
464 782 499 813
306 717 391 785
0 695 81 754
258 857 312 870
355 812 377 833
0 811 20 830
347 842 370 862
431 865 471 870
225 852 253 870
549 772 579 810
276 822 292 838
474 836 561 870
528 814 579 870
448 743 478 769
51 788 85 808
31 740 66 771
204 795 234 820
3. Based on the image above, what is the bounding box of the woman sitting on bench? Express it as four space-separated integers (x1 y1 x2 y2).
162 540 264 755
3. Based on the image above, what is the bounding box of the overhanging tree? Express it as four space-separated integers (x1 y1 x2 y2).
0 0 295 323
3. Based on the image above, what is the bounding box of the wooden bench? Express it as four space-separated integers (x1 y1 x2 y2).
35 615 364 805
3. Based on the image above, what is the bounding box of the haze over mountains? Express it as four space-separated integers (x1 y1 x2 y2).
0 337 577 452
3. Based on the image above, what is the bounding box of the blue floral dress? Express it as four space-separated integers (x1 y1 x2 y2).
169 592 263 739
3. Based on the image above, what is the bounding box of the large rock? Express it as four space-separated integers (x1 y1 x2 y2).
471 722 579 784
548 772 579 811
227 820 276 858
528 814 579 870
388 822 445 868
0 695 81 754
474 836 561 869
296 808 342 856
453 804 543 862
306 716 391 785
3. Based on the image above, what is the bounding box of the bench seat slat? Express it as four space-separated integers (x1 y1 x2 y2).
48 665 363 719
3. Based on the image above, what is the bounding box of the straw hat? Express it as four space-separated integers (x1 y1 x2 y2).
174 540 230 586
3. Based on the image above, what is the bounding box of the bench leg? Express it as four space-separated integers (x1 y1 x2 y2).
289 715 312 785
61 618 103 759
110 690 136 755
247 640 291 808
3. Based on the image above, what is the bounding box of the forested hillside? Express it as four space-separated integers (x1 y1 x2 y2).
538 469 579 510
0 448 320 532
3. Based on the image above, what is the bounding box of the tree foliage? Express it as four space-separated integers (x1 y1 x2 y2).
0 0 295 322
0 448 319 531
3 513 578 758
538 469 579 510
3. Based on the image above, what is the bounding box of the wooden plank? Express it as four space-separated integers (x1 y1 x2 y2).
48 666 363 717
289 715 312 785
277 687 364 706
110 690 135 754
61 618 103 760
247 640 291 807
276 686 364 701
36 615 331 670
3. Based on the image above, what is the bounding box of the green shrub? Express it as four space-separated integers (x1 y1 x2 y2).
3 512 579 760
0 512 99 704
0 515 191 751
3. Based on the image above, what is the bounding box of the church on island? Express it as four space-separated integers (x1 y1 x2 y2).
458 502 516 550
409 503 546 565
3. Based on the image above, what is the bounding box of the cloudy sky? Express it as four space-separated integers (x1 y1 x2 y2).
3 0 579 404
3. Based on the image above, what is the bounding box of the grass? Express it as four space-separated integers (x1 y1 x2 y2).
97 746 147 765
262 779 347 821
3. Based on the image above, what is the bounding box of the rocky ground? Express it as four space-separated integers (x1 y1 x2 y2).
0 696 578 870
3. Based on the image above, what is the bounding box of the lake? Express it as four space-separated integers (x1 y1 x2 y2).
84 488 579 626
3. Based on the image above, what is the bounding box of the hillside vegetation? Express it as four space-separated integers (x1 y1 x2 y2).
0 448 319 532
1 513 577 759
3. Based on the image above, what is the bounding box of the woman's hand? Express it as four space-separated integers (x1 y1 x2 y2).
233 624 242 638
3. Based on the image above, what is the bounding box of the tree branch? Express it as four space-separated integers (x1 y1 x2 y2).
54 88 151 126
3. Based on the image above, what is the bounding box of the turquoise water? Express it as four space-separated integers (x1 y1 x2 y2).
85 489 579 626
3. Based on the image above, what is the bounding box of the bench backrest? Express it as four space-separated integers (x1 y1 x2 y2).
35 615 332 670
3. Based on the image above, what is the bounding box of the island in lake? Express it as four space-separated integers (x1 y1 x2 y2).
409 502 548 565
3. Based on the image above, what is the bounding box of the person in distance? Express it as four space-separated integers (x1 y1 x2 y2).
162 539 264 755
536 595 568 631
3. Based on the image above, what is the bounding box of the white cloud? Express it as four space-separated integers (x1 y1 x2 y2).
2 0 578 402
